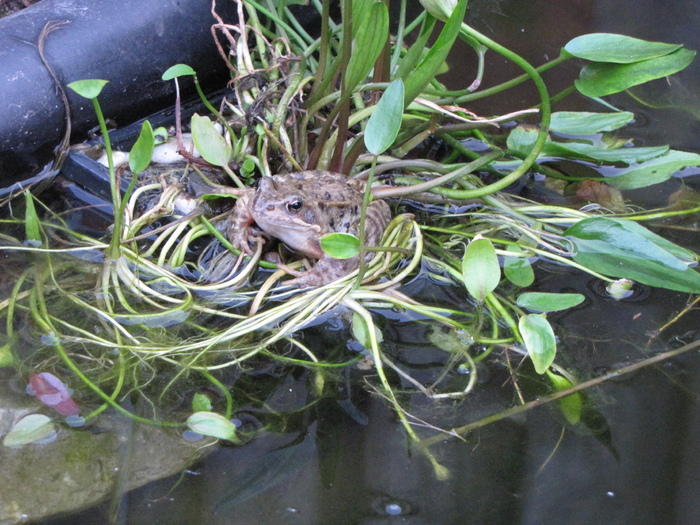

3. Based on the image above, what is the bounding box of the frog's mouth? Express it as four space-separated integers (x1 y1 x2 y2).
254 218 324 258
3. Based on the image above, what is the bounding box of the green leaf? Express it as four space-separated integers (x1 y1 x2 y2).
0 344 14 367
186 411 239 442
519 314 556 374
462 237 500 303
516 292 585 312
395 15 436 80
191 114 232 167
506 127 538 155
543 141 669 164
24 190 41 243
192 393 213 413
564 34 682 64
565 217 700 293
606 149 700 189
549 111 635 134
401 0 467 104
67 79 109 99
3 414 55 447
575 48 696 97
351 311 383 349
546 370 582 425
365 78 405 155
162 64 196 81
320 233 360 259
345 2 389 92
503 246 534 287
129 121 155 175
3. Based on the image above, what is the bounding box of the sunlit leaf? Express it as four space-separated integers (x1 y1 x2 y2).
345 1 388 92
564 34 682 64
606 149 700 189
503 246 534 287
67 79 109 99
575 48 696 97
186 411 239 442
162 63 196 81
129 121 155 175
516 292 585 312
519 314 556 374
462 237 500 303
3 414 55 447
320 233 360 259
549 111 635 134
24 190 41 243
191 114 232 167
402 0 467 104
365 78 405 155
546 370 582 425
565 217 700 292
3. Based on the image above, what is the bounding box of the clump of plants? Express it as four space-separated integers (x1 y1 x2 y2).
2 0 700 475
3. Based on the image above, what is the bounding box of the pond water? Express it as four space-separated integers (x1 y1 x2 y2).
4 1 700 524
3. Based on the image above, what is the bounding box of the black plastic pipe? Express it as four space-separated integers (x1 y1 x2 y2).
0 0 237 186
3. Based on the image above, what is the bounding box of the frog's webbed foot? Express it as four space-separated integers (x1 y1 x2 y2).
230 228 266 257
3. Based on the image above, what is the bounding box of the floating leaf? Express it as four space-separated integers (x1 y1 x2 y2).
365 78 405 155
606 149 700 189
320 233 360 259
345 1 388 92
186 411 239 442
67 79 109 99
129 120 155 175
503 246 534 287
545 142 668 164
192 393 213 413
546 370 582 425
462 237 500 303
549 111 635 134
565 216 700 292
575 48 696 97
162 63 196 81
191 114 232 167
519 314 556 374
516 292 585 312
3 414 55 447
564 34 682 64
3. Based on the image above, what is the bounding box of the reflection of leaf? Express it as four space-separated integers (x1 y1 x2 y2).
546 370 582 425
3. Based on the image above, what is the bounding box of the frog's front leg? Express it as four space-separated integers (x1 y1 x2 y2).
226 191 266 255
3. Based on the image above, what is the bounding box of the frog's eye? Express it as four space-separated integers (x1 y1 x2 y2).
287 199 304 212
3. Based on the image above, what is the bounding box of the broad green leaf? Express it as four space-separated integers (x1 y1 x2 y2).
606 149 700 189
186 411 239 442
516 292 585 312
67 79 108 99
549 111 634 134
24 190 41 243
546 370 582 425
462 237 500 303
320 233 360 259
565 217 700 292
543 142 669 164
506 127 538 155
503 246 534 287
191 114 232 167
402 0 467 104
162 64 196 81
345 2 388 92
519 314 556 374
0 344 14 367
365 78 405 155
3 414 55 447
564 34 682 64
575 48 696 97
129 121 155 175
192 393 213 413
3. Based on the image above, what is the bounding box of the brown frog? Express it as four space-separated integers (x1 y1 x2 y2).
227 171 392 287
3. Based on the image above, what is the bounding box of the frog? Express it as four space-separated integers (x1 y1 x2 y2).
226 170 391 287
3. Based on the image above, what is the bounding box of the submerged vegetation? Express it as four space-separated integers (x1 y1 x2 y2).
2 0 700 475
